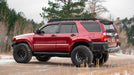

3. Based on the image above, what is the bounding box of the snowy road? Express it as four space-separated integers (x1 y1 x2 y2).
0 54 134 75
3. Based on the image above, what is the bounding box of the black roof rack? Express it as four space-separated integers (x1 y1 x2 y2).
48 18 97 22
48 18 113 24
99 20 113 25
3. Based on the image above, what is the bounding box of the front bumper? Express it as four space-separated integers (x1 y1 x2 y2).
90 41 120 53
11 41 16 47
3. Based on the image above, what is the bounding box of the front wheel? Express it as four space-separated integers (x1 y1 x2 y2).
13 43 32 63
71 46 93 67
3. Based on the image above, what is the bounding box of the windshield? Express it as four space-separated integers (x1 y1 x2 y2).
103 24 115 32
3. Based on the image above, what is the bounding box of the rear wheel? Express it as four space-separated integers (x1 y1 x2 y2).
71 46 93 67
13 43 32 63
93 53 109 66
35 55 51 62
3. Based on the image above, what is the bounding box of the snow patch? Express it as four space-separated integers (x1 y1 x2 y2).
115 53 134 57
0 55 13 59
0 59 14 64
0 55 35 59
114 72 120 75
51 57 70 60
109 55 116 57
124 70 130 75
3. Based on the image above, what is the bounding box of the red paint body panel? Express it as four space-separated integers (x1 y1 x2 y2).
56 33 78 52
33 34 56 51
13 33 34 50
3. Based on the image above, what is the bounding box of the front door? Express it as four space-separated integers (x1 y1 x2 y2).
33 23 59 51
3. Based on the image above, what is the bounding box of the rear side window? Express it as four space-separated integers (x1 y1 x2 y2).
72 25 77 33
103 24 115 32
81 22 101 32
59 22 78 33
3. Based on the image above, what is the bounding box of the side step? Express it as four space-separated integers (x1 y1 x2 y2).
33 52 70 57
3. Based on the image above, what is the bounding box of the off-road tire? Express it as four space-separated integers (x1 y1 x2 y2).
13 43 32 63
35 55 51 62
71 45 93 67
93 53 109 66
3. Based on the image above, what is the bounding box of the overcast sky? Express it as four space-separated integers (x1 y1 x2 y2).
7 0 134 23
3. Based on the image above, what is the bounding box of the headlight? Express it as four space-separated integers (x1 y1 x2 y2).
13 37 16 41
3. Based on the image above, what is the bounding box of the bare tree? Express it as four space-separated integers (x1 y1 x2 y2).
87 0 108 17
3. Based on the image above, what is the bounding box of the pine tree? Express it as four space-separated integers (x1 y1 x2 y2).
40 0 94 20
0 0 9 21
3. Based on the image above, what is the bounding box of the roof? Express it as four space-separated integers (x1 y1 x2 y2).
48 18 113 25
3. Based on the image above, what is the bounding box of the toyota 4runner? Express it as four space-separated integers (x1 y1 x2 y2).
12 18 120 67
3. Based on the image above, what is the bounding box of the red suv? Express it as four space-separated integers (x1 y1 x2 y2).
12 18 120 67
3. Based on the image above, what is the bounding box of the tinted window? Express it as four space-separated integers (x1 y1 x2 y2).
103 24 115 32
72 25 78 33
41 24 59 34
60 22 77 33
81 22 101 32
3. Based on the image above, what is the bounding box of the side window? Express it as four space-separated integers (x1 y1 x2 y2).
41 24 59 34
59 22 78 33
81 22 101 32
72 25 78 33
103 24 115 32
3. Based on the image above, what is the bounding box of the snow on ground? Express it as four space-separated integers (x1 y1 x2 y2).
0 55 71 60
0 55 14 64
0 53 134 64
0 55 13 59
115 53 134 57
0 55 70 64
109 54 117 57
51 57 70 60
0 59 14 64
0 53 134 60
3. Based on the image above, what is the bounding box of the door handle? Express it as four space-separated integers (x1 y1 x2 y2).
51 35 56 37
71 34 76 37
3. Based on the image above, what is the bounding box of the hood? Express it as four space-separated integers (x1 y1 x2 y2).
13 33 34 41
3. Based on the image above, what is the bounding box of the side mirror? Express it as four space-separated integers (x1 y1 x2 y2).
35 29 45 34
36 29 41 34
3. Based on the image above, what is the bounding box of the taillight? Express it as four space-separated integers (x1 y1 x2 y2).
101 33 107 41
117 34 119 39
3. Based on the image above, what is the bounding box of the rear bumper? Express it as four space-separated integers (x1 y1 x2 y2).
108 45 120 53
90 41 120 53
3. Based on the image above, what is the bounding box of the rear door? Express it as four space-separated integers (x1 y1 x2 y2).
103 24 118 47
56 22 78 51
80 22 102 41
